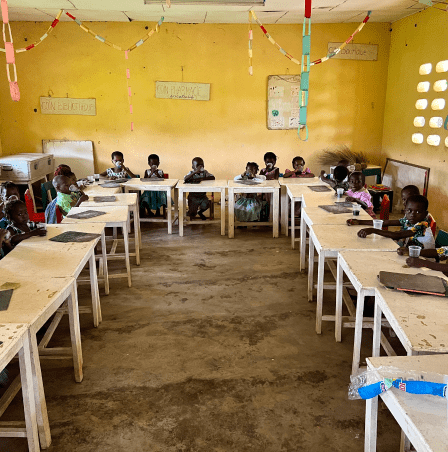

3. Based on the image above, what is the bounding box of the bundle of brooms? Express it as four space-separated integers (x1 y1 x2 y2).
317 145 369 171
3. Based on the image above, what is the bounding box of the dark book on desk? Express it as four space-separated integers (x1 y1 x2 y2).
140 178 165 182
318 205 352 214
0 289 13 311
378 271 447 297
235 180 260 185
50 231 101 243
67 210 106 220
308 185 332 192
93 196 116 202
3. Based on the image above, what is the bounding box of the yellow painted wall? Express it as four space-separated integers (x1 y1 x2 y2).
0 20 390 180
382 7 448 229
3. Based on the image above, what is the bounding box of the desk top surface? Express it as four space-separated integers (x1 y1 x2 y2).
177 180 228 189
303 206 371 225
63 205 129 224
310 224 398 252
0 323 28 365
83 182 122 195
228 179 280 190
83 192 137 208
124 178 179 189
279 176 320 186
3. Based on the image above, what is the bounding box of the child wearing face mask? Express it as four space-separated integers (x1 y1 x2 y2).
283 156 314 178
259 152 279 180
100 151 136 180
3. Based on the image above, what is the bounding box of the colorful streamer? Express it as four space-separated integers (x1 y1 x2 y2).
1 0 19 101
0 9 62 54
299 0 312 141
66 12 164 52
249 10 371 67
248 15 253 76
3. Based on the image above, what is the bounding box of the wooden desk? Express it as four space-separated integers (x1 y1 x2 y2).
8 223 107 326
63 206 132 287
336 251 448 375
83 181 122 196
82 192 141 264
228 179 279 239
176 180 227 237
0 324 40 451
123 178 179 235
0 277 78 448
307 224 397 335
365 355 448 452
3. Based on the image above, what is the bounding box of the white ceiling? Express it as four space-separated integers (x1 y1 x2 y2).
5 0 433 24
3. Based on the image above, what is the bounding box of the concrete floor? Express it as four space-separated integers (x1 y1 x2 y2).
1 221 402 451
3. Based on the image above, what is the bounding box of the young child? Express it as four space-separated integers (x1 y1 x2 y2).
320 165 349 192
234 162 267 222
100 151 136 180
348 194 435 249
0 181 20 229
54 164 71 177
259 152 280 180
401 246 448 276
344 171 375 218
52 175 89 217
4 199 46 246
140 154 166 217
283 156 314 178
401 184 420 209
184 157 215 220
0 228 12 259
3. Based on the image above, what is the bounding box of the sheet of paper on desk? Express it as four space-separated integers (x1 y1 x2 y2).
0 289 13 311
235 180 261 185
308 185 332 192
50 231 101 243
318 205 352 214
93 196 116 202
378 271 447 296
67 210 107 220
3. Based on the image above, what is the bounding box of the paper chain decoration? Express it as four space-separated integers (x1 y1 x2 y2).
0 9 62 54
250 10 371 68
299 0 312 141
358 378 448 400
1 0 19 101
66 12 164 52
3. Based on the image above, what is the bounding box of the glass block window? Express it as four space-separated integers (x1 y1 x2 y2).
431 98 446 110
413 116 425 127
427 135 441 146
419 63 432 75
433 80 448 92
445 136 448 147
417 81 430 92
429 117 443 128
412 133 424 144
415 99 428 109
436 60 448 73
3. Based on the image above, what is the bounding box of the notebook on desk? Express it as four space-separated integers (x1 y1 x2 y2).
378 271 447 296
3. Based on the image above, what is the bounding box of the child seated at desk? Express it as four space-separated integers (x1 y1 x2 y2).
100 151 136 180
344 171 375 218
4 199 46 246
283 156 314 178
260 152 279 180
404 247 448 276
320 165 349 192
140 153 166 218
184 157 215 220
0 181 20 229
53 175 89 217
234 162 267 222
348 194 435 249
0 228 12 258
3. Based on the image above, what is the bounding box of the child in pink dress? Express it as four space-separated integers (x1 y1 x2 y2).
284 156 314 178
344 171 375 218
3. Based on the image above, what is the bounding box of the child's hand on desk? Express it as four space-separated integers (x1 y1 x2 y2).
0 229 10 244
320 170 326 177
79 194 89 203
345 196 356 203
357 228 374 238
397 246 409 256
31 228 47 237
406 257 426 268
347 219 360 226
108 176 117 180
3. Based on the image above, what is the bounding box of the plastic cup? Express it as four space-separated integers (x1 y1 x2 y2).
337 188 344 198
352 204 361 216
87 175 94 182
409 246 421 258
373 219 383 230
94 174 100 181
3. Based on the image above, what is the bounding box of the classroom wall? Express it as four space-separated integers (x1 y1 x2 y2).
0 20 390 180
382 7 448 229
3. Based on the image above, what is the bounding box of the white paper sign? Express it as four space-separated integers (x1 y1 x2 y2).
40 97 96 116
155 81 210 101
327 42 378 61
269 86 284 98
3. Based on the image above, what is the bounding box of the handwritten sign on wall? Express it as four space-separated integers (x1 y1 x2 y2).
327 42 378 61
40 97 96 115
155 81 210 101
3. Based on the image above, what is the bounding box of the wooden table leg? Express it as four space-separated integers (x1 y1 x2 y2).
281 186 288 236
101 231 109 296
28 329 51 448
365 394 379 452
335 257 344 343
220 188 226 235
307 235 314 302
18 334 40 452
67 284 83 383
178 190 184 237
132 205 140 265
89 251 101 327
273 189 279 238
122 222 132 287
291 199 296 249
228 188 235 238
315 251 325 334
352 290 366 375
300 211 307 271
173 187 179 226
28 182 38 214
167 188 172 235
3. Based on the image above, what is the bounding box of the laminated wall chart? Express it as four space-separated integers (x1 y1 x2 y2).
267 75 301 130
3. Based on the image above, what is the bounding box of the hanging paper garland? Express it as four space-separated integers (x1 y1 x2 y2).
1 0 19 101
299 0 312 141
66 12 164 52
248 15 253 75
249 10 371 67
0 9 63 54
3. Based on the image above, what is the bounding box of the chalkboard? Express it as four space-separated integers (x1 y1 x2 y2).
267 75 301 130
